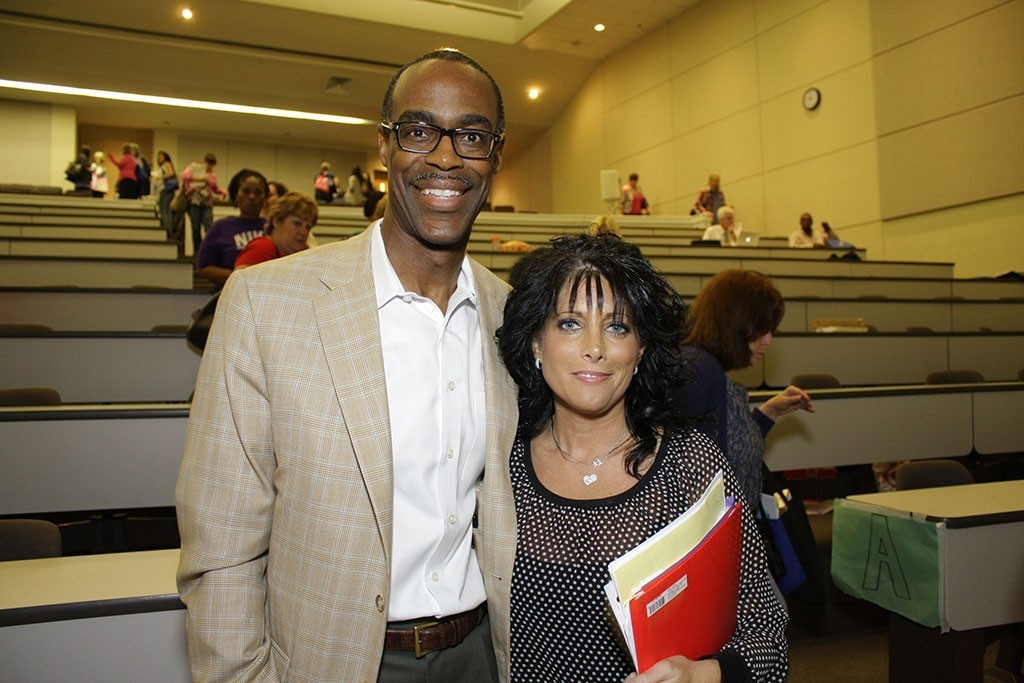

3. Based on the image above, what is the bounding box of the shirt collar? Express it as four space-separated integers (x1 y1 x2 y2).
370 221 478 312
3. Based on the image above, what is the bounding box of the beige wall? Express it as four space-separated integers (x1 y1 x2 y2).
0 99 77 188
496 0 1023 278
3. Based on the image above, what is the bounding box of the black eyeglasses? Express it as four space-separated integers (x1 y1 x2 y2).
381 121 504 160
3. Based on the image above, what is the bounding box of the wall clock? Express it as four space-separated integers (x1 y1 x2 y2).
803 87 821 111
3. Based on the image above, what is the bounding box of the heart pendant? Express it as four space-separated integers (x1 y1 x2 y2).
583 473 598 486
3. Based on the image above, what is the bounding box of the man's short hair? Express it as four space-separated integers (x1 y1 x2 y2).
380 48 505 134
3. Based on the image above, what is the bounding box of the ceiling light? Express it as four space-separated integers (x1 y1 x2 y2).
0 79 376 126
528 88 540 100
181 8 193 20
594 23 606 32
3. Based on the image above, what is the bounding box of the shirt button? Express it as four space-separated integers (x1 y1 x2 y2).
447 381 456 391
448 513 457 525
375 595 385 612
402 295 412 303
431 571 440 582
446 448 455 460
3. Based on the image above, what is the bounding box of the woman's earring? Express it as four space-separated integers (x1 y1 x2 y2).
633 365 639 376
535 358 542 371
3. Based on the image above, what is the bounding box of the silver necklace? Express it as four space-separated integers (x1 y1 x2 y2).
549 420 631 486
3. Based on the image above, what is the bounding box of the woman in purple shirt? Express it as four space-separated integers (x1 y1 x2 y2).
195 168 268 289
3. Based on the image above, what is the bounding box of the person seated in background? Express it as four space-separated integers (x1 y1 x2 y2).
195 168 268 289
496 234 788 683
619 172 650 215
693 173 726 222
701 205 743 246
788 212 826 248
235 191 318 269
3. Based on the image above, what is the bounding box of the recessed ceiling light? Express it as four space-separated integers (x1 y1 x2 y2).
594 23 606 32
528 87 540 100
181 8 193 20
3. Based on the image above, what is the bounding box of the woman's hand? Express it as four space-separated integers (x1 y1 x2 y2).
624 656 721 683
758 385 815 421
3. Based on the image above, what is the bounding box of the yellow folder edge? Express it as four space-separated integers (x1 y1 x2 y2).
608 470 727 601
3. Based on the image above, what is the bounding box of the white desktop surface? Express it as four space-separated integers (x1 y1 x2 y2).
846 480 1024 524
0 548 179 612
0 549 188 683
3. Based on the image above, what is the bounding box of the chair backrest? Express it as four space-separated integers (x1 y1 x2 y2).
790 373 841 389
0 519 62 561
0 387 62 406
894 459 974 491
925 369 984 384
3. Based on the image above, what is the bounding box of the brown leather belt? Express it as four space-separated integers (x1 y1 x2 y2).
384 605 484 658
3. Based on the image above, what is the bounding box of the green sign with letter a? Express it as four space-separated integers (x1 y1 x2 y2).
830 499 942 627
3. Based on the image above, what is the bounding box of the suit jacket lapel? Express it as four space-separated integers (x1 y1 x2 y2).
314 231 394 560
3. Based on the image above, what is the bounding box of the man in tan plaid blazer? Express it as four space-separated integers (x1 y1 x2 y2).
177 49 518 683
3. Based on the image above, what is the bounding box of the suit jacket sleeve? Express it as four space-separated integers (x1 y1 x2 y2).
176 270 280 683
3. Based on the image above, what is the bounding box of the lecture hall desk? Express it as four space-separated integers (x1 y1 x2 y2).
831 480 1024 683
0 549 189 682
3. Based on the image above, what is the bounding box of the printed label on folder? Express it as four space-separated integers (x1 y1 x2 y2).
646 574 687 617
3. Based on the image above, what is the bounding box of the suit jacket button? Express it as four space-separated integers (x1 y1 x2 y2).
376 595 385 612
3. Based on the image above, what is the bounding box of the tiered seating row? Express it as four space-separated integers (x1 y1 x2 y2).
3 382 1021 516
0 288 209 332
3 288 1021 333
0 328 1019 402
759 382 1024 470
0 332 199 403
729 332 1024 388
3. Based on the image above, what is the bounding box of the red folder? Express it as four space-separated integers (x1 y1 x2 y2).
628 502 742 672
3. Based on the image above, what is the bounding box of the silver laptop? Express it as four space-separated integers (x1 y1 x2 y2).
737 230 760 246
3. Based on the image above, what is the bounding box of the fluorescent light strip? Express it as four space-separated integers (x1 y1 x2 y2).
0 79 376 126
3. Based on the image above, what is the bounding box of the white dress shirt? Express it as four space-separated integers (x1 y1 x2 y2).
370 222 487 621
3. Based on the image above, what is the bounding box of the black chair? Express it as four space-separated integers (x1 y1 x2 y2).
791 373 841 389
0 519 62 560
0 387 62 406
925 369 984 384
893 459 973 491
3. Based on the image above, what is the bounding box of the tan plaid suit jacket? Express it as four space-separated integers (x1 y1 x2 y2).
176 227 519 683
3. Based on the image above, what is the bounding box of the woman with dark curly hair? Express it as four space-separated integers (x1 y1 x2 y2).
496 234 788 683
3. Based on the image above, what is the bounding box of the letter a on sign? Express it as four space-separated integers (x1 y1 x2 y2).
861 513 911 599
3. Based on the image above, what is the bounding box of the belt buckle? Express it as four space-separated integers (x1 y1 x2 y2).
413 621 439 659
